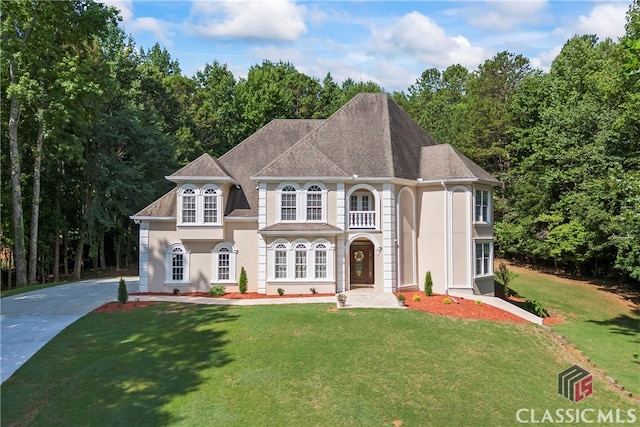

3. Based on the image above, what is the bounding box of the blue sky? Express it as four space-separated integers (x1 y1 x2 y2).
103 0 631 92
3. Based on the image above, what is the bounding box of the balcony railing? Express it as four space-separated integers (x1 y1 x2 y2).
348 211 376 229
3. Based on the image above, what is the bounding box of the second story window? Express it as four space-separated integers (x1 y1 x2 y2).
181 188 197 223
203 188 219 224
306 185 323 221
281 185 297 221
178 184 222 226
475 189 491 223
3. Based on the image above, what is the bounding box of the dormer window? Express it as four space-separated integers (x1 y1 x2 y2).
281 185 297 221
178 184 223 226
181 188 197 223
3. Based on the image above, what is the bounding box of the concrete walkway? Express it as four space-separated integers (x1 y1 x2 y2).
1 277 139 383
448 292 544 325
133 288 402 309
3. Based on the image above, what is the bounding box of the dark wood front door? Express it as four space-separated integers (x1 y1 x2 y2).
350 241 374 285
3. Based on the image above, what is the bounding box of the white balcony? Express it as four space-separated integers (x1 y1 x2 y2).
348 211 376 229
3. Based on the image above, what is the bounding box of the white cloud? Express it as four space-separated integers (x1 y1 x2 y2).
466 0 548 31
102 0 174 46
574 4 627 41
371 12 487 69
186 0 307 41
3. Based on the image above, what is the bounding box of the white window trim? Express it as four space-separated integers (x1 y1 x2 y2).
277 182 328 223
268 238 334 281
211 242 237 284
177 184 223 226
474 239 494 278
165 243 191 285
474 187 492 224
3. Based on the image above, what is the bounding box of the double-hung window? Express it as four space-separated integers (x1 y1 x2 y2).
295 244 307 278
475 242 492 276
475 189 491 223
165 243 190 284
281 186 297 221
211 243 236 283
314 244 327 279
306 185 323 221
203 188 219 224
274 244 288 279
181 188 197 223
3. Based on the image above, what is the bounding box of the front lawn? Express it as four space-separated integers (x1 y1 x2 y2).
507 265 640 397
2 303 637 426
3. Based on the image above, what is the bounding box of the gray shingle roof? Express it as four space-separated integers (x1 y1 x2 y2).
134 93 498 219
419 144 499 183
169 153 232 179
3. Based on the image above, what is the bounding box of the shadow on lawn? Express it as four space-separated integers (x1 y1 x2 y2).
587 311 640 347
90 303 238 425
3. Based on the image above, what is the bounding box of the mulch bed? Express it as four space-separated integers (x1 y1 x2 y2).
95 291 562 325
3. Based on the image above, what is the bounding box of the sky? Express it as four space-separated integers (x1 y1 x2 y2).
102 0 632 92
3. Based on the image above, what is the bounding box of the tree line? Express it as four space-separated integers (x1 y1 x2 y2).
2 0 638 287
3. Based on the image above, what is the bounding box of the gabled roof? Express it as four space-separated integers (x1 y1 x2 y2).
419 144 499 183
167 153 233 182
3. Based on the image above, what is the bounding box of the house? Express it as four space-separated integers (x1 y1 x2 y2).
131 93 500 296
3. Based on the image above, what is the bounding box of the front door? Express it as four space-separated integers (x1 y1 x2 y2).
350 241 374 286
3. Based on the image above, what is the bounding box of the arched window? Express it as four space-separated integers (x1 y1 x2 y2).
306 185 323 221
165 243 190 284
203 187 219 224
314 243 327 279
181 187 197 224
281 185 297 221
212 242 236 283
274 243 288 279
178 184 223 226
294 243 307 279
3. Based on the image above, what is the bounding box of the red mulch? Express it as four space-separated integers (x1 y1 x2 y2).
93 301 159 313
95 291 562 324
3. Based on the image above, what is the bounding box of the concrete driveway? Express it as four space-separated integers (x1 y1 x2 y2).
1 276 139 383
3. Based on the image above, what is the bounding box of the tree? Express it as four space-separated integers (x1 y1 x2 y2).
1 0 118 285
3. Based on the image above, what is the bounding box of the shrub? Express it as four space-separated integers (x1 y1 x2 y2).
524 299 549 317
397 294 406 302
239 267 248 294
310 287 317 294
424 271 433 296
277 288 285 296
210 284 226 296
475 299 483 306
494 262 518 297
117 278 128 305
443 297 452 305
412 295 421 302
173 288 180 294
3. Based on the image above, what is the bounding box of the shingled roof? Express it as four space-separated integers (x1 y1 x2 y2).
133 93 497 220
255 93 438 179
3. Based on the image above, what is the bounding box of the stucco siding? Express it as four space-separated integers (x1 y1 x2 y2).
416 187 447 294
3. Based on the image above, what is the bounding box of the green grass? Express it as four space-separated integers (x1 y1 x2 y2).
509 269 640 396
2 303 637 426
